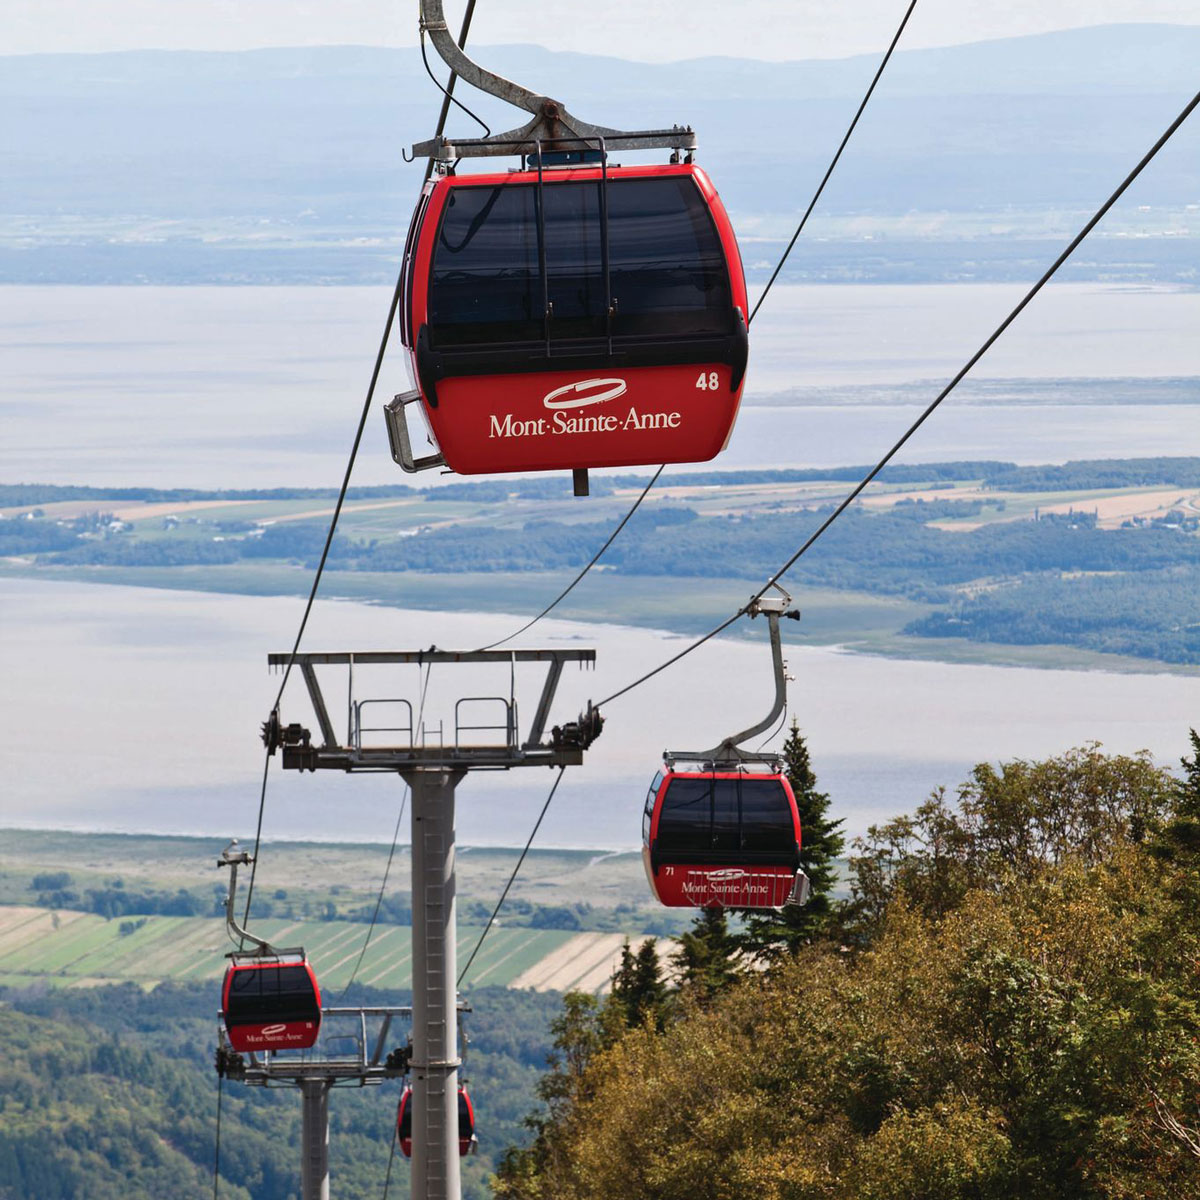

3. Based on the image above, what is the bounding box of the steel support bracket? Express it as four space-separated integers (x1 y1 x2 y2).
414 1 696 161
266 648 598 772
384 390 447 474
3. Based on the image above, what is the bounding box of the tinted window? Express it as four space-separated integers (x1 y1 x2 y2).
431 185 542 344
227 964 319 1024
740 779 795 852
711 778 740 854
656 776 712 855
429 176 732 347
607 177 732 337
643 772 663 843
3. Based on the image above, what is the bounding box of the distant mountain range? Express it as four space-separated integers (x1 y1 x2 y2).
3 24 1197 284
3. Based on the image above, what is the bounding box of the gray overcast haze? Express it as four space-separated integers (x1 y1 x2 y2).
7 0 1200 59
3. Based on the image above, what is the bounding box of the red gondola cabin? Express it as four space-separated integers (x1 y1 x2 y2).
398 1084 476 1158
642 768 803 908
398 160 748 476
221 956 322 1053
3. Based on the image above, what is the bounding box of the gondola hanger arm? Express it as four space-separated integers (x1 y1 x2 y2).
414 0 696 160
420 0 548 119
219 840 292 956
665 584 800 768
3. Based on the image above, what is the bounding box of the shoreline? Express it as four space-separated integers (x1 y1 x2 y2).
3 565 1196 679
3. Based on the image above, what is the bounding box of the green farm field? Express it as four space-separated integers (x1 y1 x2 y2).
0 905 601 993
0 830 676 996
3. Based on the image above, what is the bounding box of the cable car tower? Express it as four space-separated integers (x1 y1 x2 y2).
387 0 749 496
264 648 601 1200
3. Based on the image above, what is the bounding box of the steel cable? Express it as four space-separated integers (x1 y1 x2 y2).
476 465 666 651
239 748 272 937
595 87 1200 710
380 1096 401 1200
420 29 491 138
212 1073 223 1200
457 766 567 987
472 0 917 653
748 86 1200 606
748 0 919 326
242 1 482 924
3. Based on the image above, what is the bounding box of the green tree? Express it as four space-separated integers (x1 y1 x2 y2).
608 938 667 1030
673 906 741 998
737 718 845 959
849 744 1175 937
1153 727 1200 862
494 991 620 1197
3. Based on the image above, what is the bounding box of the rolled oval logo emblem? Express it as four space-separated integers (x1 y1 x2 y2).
260 1023 287 1037
543 377 627 410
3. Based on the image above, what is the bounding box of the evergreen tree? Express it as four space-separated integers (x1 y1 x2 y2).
673 905 741 998
608 937 667 1029
737 717 845 960
1159 727 1200 858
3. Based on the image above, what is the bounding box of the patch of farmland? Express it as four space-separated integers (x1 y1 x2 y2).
0 907 89 955
0 911 113 974
457 928 573 989
355 927 414 988
0 906 602 993
508 932 675 993
60 915 194 977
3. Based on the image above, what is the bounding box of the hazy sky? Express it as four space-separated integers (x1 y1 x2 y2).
8 0 1200 60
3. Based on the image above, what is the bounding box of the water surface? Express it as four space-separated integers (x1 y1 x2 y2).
2 283 1196 488
3 578 1195 849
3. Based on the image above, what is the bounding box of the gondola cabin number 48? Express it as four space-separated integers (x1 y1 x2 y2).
399 162 749 476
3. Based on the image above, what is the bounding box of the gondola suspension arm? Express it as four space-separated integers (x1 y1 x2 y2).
666 585 800 768
219 840 291 955
414 0 696 160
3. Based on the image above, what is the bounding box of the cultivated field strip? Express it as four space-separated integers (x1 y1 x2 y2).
508 933 638 993
0 907 89 955
458 928 567 988
0 906 638 993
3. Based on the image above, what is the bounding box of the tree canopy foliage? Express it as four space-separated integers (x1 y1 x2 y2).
496 742 1200 1200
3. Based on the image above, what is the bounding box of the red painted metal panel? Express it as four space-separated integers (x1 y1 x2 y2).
425 363 739 474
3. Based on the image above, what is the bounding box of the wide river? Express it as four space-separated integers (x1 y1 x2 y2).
2 283 1198 488
2 578 1196 849
3 282 1197 847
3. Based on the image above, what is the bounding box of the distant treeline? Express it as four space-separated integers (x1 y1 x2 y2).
7 457 1200 508
985 457 1200 492
0 483 417 505
11 457 1200 666
25 498 1200 664
906 567 1200 664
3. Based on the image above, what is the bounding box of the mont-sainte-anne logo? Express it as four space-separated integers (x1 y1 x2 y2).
260 1023 287 1038
542 377 628 411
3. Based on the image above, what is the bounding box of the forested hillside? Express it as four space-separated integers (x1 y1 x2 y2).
496 738 1200 1199
0 982 563 1200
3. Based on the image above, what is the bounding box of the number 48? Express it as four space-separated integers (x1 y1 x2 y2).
695 371 720 390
